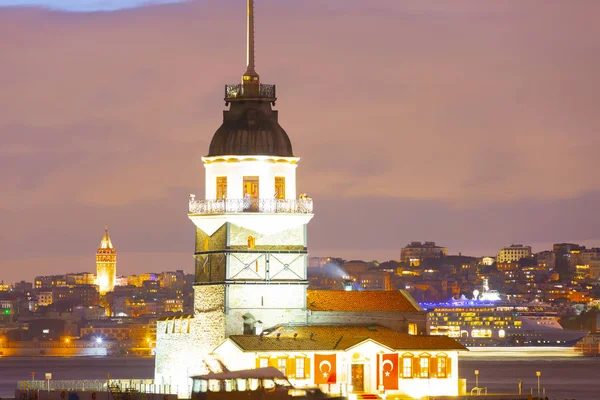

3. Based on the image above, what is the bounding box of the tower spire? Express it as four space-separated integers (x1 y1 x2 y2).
100 225 113 249
246 0 256 76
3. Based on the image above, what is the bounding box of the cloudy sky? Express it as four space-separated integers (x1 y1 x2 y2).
1 0 600 282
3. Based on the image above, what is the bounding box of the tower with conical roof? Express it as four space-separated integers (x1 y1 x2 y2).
96 225 116 295
155 1 313 394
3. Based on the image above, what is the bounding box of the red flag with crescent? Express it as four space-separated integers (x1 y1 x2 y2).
381 353 398 390
314 354 337 384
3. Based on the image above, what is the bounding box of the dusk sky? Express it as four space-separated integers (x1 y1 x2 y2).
1 0 600 283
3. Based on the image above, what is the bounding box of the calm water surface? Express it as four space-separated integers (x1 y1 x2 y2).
0 355 598 399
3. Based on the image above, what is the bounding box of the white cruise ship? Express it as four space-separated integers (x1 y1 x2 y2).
421 281 588 347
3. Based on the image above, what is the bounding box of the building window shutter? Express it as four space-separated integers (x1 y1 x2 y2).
446 357 452 377
305 357 311 378
430 357 438 378
286 358 294 378
412 357 420 378
269 357 278 368
256 358 261 369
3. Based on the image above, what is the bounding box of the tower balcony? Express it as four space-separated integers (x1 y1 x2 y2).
225 83 276 101
188 196 313 215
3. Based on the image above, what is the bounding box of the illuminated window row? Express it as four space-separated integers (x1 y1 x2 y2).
257 356 309 379
216 176 286 200
402 353 451 379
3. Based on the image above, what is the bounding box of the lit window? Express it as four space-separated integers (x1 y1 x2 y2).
277 358 287 375
216 177 227 199
420 355 430 378
408 323 418 335
259 358 269 368
436 354 447 378
248 236 256 249
243 177 259 199
402 355 413 378
275 177 285 199
295 358 305 379
498 329 506 338
204 237 209 251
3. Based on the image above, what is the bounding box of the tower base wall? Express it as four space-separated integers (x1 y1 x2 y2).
155 286 226 398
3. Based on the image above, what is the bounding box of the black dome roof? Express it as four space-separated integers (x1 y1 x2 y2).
208 101 293 157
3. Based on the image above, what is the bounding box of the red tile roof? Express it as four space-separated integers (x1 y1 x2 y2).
306 290 423 312
228 325 466 352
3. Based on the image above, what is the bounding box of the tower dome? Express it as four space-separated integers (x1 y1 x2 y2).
208 102 293 157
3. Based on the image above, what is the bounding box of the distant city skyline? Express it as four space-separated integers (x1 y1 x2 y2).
1 0 600 283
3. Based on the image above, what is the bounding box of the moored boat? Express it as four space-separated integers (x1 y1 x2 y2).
191 367 345 400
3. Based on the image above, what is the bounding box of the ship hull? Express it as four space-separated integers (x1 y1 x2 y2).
458 332 587 348
423 300 588 349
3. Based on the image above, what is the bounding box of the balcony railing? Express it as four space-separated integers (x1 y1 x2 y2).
224 83 276 99
188 197 313 215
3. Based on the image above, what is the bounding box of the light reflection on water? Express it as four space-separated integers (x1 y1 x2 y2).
0 357 155 398
1 355 599 399
461 352 599 400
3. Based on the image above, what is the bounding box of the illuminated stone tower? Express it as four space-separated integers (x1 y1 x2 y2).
155 0 313 394
96 225 116 295
190 0 313 338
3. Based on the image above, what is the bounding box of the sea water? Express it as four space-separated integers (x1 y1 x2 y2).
1 355 598 399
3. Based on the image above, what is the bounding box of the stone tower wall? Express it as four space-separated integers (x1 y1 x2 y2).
154 285 226 398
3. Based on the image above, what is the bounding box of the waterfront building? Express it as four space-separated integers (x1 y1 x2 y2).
214 325 463 398
496 244 532 263
81 321 156 344
154 2 465 398
400 242 448 266
96 226 117 295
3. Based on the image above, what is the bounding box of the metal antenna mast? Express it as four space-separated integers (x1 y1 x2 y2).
246 0 256 75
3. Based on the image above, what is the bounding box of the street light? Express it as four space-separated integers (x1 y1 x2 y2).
536 371 541 397
474 370 479 388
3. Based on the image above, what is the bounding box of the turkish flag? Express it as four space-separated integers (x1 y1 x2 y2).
381 353 398 390
314 354 337 384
